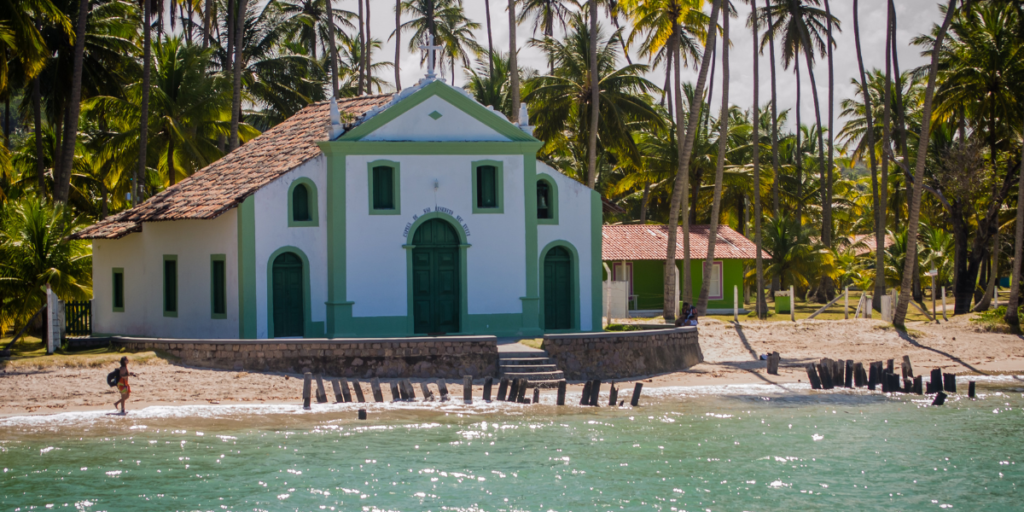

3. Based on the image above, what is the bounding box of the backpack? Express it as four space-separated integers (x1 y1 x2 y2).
107 368 120 387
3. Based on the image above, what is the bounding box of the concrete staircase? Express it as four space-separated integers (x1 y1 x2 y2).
497 344 565 388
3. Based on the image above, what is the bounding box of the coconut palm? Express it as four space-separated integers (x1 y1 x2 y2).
518 0 578 38
277 0 355 96
509 0 521 122
334 32 394 96
749 0 767 318
465 51 519 118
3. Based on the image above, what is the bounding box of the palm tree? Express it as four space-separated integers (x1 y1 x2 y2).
138 0 152 206
465 51 517 118
277 0 354 94
518 0 577 38
335 32 394 96
893 0 969 326
230 0 250 151
484 0 494 77
587 0 599 189
851 0 881 311
509 0 521 122
1002 0 1024 327
53 0 90 203
762 0 779 219
395 0 403 90
437 7 483 84
697 3 729 315
749 0 766 318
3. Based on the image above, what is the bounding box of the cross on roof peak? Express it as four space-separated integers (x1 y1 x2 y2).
419 34 443 80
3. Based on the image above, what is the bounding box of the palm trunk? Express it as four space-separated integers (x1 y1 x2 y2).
508 0 520 123
484 0 494 79
664 0 722 321
893 0 967 326
794 60 801 229
586 0 599 189
357 0 364 95
1005 122 1024 326
751 0 766 319
202 0 211 49
55 0 90 203
227 0 234 69
32 77 45 194
230 0 248 151
167 133 175 186
802 56 829 301
889 0 913 230
698 7 729 315
817 0 836 303
137 0 152 206
365 0 372 92
328 2 340 96
853 0 881 312
765 0 780 219
395 0 402 91
640 181 650 224
878 7 893 312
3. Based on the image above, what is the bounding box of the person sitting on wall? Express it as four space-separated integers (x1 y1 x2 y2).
674 302 698 327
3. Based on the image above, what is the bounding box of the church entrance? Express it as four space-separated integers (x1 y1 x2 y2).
272 252 304 337
544 247 572 330
412 219 461 334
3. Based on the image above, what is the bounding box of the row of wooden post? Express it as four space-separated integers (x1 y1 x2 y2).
302 373 646 409
803 356 976 405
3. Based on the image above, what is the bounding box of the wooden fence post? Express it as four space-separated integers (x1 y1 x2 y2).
437 379 450 401
497 378 510 401
532 387 540 405
315 374 328 404
352 380 366 403
734 285 739 322
844 287 849 319
390 381 401 401
463 375 473 403
579 381 592 406
370 377 384 403
630 383 643 407
589 380 602 407
331 379 344 403
302 373 312 410
483 377 493 401
556 380 567 406
608 383 618 406
805 364 822 390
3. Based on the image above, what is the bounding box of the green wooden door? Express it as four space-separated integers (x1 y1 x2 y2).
544 247 572 330
272 252 304 337
412 219 461 334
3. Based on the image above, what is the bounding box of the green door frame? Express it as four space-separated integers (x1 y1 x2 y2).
404 212 470 335
538 240 580 332
266 246 325 338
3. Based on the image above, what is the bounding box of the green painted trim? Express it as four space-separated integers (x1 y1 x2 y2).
237 198 257 338
319 141 543 156
322 146 350 337
287 177 319 227
591 191 603 331
535 173 559 225
404 212 470 335
470 159 505 214
538 240 581 332
210 254 227 320
521 155 541 336
266 246 325 339
111 267 124 313
367 159 401 215
162 255 178 318
339 80 538 142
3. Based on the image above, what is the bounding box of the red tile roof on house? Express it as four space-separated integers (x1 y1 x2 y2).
72 94 395 240
849 233 895 256
602 224 770 261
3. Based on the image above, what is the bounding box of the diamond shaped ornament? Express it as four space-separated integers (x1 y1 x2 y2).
428 110 443 120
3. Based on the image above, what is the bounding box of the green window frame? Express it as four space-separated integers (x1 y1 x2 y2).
367 160 401 215
211 254 227 319
536 174 559 224
287 177 319 227
471 159 504 214
112 268 125 312
163 255 178 317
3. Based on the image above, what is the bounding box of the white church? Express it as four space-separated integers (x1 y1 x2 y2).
74 55 602 340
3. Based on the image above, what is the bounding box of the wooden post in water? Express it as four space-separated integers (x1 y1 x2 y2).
403 379 417 400
463 376 473 403
370 378 384 403
331 379 344 403
767 352 780 375
902 356 914 379
853 362 866 387
932 391 947 406
437 379 450 401
516 379 529 403
880 371 890 393
968 381 976 398
509 378 521 403
817 360 832 389
389 381 401 401
579 381 592 406
339 378 353 403
886 359 894 374
533 387 540 405
352 380 366 403
589 380 602 407
497 378 510 401
608 383 618 406
358 409 367 420
833 359 844 388
483 377 493 401
556 380 567 406
913 375 923 394
315 374 328 403
806 364 822 390
928 369 942 394
845 360 854 388
302 372 312 410
630 383 643 407
943 373 956 393
420 381 433 401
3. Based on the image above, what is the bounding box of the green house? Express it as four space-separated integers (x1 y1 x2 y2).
602 225 768 315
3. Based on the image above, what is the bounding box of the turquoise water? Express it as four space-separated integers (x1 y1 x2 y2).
2 380 1022 511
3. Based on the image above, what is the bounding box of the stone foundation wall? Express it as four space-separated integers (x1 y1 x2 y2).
113 336 498 379
542 327 702 380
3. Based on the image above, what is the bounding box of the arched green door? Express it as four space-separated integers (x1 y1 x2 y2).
412 219 460 334
544 247 572 330
272 252 304 337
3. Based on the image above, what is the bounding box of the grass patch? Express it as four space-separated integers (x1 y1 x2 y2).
605 324 643 332
970 306 1020 333
1 350 169 371
519 338 544 350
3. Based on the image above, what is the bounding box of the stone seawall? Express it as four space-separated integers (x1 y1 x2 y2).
542 327 702 380
113 336 498 379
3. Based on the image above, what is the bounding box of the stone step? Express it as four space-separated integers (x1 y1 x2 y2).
498 364 559 372
498 357 555 365
501 371 565 381
498 351 548 359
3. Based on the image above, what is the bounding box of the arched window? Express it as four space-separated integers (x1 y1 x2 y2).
292 184 310 221
537 181 552 219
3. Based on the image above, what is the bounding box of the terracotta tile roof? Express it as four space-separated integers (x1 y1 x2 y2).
602 224 771 261
849 233 895 256
72 94 395 240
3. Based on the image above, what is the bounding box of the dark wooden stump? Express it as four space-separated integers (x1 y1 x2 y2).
932 391 947 406
845 360 854 388
302 372 312 410
315 374 328 404
589 380 601 407
437 379 450 401
420 382 433 401
886 359 894 374
497 378 510 401
818 359 833 389
483 377 493 401
352 380 366 403
630 383 643 407
968 380 976 398
339 378 353 403
943 373 956 393
854 362 866 387
331 379 344 403
357 409 367 420
881 371 890 393
608 383 618 406
370 378 384 403
516 379 529 403
832 359 844 388
556 380 567 406
767 352 780 375
404 379 417 400
929 369 942 394
463 375 473 403
902 355 914 379
806 364 822 390
390 381 402 401
533 387 540 405
579 381 592 406
509 379 521 404
913 375 923 395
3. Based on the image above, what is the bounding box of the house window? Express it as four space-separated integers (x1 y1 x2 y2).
471 160 504 213
163 255 178 317
287 178 319 226
536 176 558 224
367 160 401 215
112 268 124 312
211 255 226 319
705 261 724 301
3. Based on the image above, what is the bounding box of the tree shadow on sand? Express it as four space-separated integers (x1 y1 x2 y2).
895 328 993 375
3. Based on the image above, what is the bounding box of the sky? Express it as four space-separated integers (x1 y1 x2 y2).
355 0 943 134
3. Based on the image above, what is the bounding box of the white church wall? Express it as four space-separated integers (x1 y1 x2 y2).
360 95 511 142
346 154 527 318
252 156 329 339
92 210 239 339
537 162 597 331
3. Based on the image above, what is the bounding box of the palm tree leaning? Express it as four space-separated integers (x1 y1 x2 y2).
54 0 89 203
395 0 402 90
663 0 721 321
750 0 767 319
483 0 494 77
851 0 880 311
893 0 970 327
697 3 730 315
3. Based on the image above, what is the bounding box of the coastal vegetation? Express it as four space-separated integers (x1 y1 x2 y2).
1 0 1022 333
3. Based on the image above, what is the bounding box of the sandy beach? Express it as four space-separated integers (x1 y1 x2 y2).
2 316 1023 417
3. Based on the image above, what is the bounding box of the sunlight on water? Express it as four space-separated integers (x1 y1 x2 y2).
2 381 1022 510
